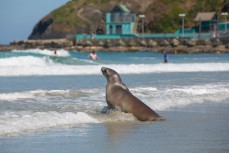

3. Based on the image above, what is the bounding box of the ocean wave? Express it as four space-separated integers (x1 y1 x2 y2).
0 89 105 113
132 84 229 111
0 111 99 136
0 89 103 101
0 55 229 76
12 48 70 57
1 83 229 109
0 56 54 67
0 83 229 136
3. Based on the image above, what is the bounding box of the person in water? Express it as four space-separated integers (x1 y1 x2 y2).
163 51 168 63
53 50 58 57
88 51 98 60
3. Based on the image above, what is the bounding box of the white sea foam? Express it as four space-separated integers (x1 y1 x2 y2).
0 83 229 136
0 92 35 101
13 48 70 57
0 56 53 67
1 83 229 109
0 111 99 136
0 89 85 101
114 63 229 74
132 84 229 111
170 84 229 95
0 55 229 76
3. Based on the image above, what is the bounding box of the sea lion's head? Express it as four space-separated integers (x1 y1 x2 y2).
101 67 122 84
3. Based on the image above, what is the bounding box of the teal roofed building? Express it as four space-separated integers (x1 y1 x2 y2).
106 5 136 35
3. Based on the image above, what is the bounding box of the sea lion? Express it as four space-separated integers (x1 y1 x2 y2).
101 67 163 121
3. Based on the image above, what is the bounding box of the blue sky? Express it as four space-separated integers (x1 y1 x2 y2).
0 0 69 44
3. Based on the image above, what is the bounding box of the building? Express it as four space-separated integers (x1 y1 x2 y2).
76 7 227 40
194 12 218 32
106 5 136 35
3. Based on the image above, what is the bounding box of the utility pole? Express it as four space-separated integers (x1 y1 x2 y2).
179 13 186 38
221 12 228 32
139 15 145 38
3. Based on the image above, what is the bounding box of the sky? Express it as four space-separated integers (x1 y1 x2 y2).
0 0 69 44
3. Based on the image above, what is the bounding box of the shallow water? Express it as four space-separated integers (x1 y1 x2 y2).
0 49 229 153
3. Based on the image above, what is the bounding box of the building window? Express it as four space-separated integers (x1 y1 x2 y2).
116 25 122 34
109 25 113 34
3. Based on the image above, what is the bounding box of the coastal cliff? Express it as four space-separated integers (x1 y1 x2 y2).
28 0 229 40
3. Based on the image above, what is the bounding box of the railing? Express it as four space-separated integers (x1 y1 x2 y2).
134 33 213 39
76 33 214 40
76 34 138 40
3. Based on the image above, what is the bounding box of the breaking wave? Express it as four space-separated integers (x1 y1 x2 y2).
12 49 70 57
0 111 99 136
0 55 229 76
0 82 229 136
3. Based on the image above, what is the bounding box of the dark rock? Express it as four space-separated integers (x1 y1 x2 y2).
128 39 137 47
205 39 212 46
171 38 179 47
212 39 223 47
98 40 105 46
84 40 93 46
196 39 211 46
225 43 229 49
187 39 197 47
77 40 83 46
117 40 126 46
104 40 113 48
139 40 147 46
148 39 157 47
159 39 170 46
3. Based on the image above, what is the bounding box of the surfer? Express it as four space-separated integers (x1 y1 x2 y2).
88 51 98 60
53 50 58 57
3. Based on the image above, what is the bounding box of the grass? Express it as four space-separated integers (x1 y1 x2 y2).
48 0 226 33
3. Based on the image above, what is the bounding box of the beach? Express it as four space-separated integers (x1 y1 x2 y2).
0 49 229 153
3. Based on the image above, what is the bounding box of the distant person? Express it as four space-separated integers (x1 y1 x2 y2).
163 51 168 63
88 51 99 60
91 32 95 39
83 33 86 39
53 50 58 57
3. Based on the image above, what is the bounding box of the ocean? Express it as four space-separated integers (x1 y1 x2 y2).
0 49 229 153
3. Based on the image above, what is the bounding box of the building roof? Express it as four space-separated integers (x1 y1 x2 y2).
194 12 217 21
111 5 130 13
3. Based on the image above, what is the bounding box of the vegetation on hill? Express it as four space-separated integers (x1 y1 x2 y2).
29 0 229 39
145 0 226 33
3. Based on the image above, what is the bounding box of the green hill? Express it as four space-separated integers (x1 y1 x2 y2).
29 0 229 39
